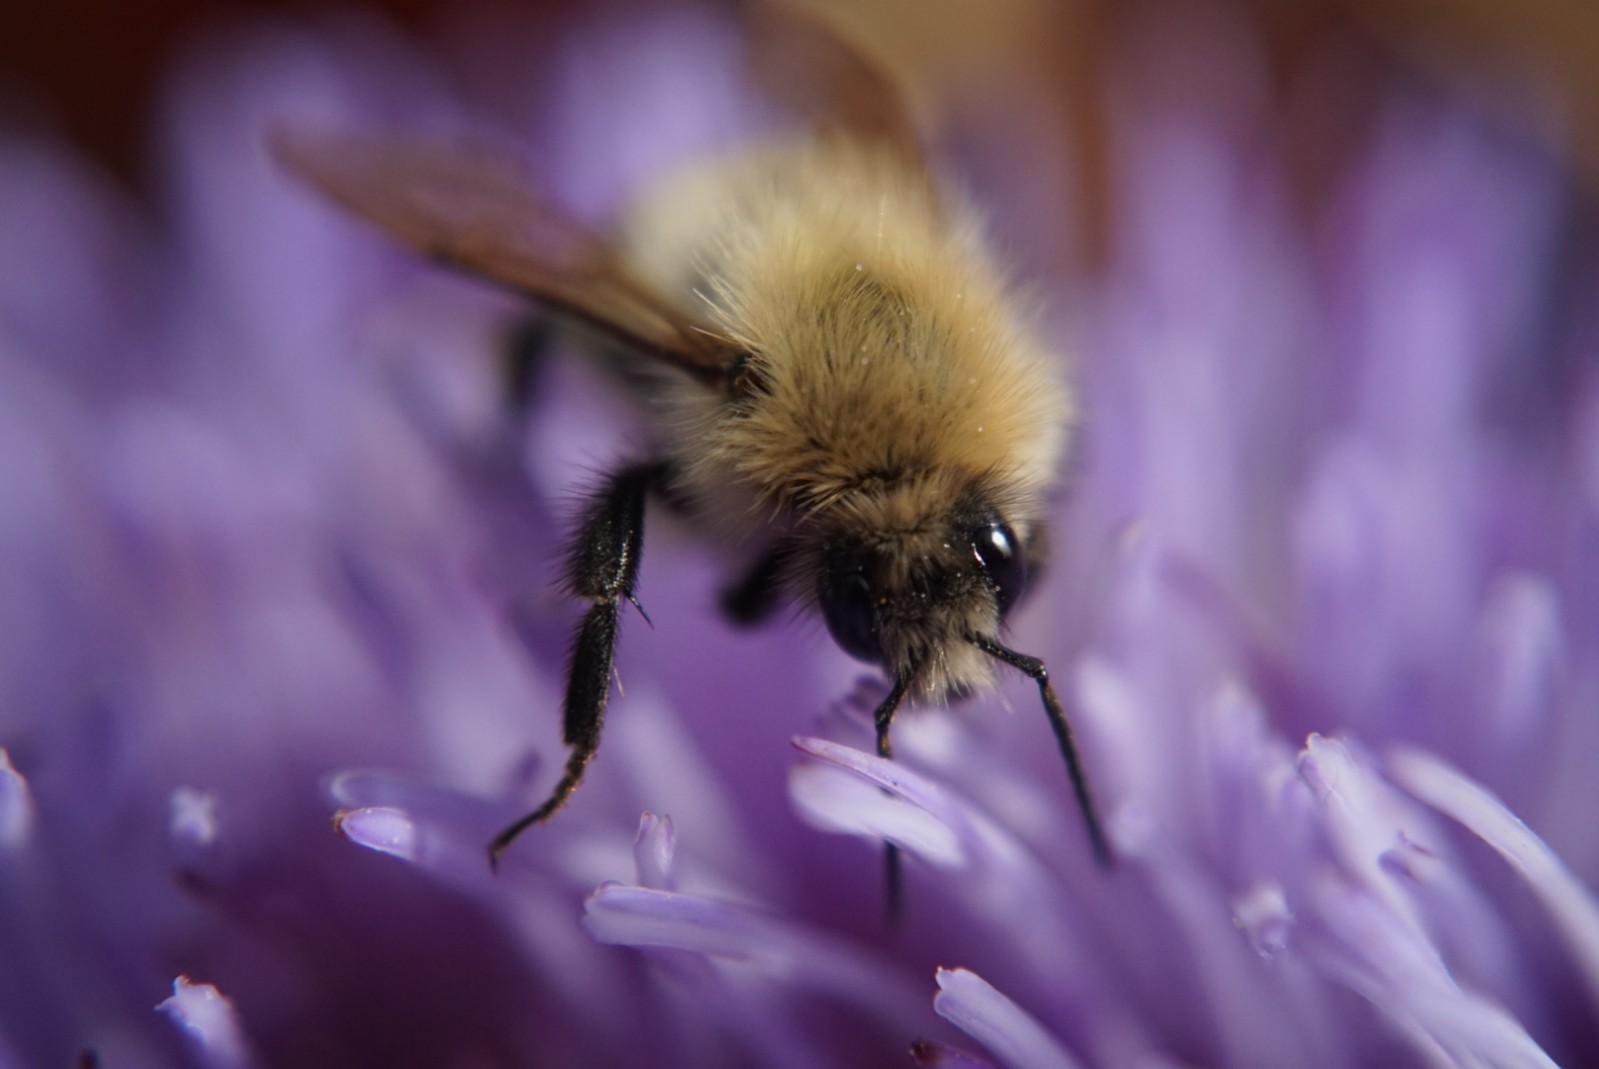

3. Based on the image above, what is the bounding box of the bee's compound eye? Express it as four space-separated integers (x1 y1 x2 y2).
970 519 1028 617
819 553 883 664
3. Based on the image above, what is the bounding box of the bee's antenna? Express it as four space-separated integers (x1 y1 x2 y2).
969 635 1114 869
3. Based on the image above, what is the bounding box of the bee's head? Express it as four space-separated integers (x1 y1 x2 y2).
810 487 1040 698
802 481 1109 868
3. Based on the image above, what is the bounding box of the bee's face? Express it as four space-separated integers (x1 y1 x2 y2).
814 500 1033 693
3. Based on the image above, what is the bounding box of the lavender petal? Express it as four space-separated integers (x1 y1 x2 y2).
1389 745 1599 1018
931 968 1084 1069
156 977 256 1069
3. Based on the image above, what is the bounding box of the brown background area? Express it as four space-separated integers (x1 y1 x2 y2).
2 0 1595 208
0 0 444 183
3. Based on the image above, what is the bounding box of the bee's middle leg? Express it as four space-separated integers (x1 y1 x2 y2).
489 459 671 867
719 543 790 627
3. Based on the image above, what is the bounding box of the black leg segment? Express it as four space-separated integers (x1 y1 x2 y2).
969 634 1114 869
719 542 791 627
498 313 556 414
489 460 670 868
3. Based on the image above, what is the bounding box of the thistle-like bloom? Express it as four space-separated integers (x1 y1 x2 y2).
0 5 1595 1068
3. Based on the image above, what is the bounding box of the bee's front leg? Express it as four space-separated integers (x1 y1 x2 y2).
489 459 671 868
870 672 917 924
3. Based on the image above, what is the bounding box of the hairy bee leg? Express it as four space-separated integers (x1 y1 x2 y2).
969 635 1114 868
489 460 669 869
719 543 790 626
871 674 915 923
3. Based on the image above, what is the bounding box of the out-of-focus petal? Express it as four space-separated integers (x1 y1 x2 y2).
157 977 256 1069
1389 746 1599 1017
932 968 1084 1069
787 737 966 867
169 787 221 850
0 750 33 850
788 735 1097 988
337 806 421 862
1302 880 1559 1069
633 811 677 892
584 880 928 1067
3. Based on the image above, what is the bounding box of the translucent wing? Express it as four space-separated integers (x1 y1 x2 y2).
747 1 930 177
271 129 738 385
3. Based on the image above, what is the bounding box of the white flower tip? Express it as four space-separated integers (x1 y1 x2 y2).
1232 882 1294 958
788 758 965 868
1296 733 1354 801
932 967 1081 1069
633 811 677 890
583 883 755 963
335 806 419 861
157 976 254 1069
169 787 221 849
933 965 979 993
0 748 34 849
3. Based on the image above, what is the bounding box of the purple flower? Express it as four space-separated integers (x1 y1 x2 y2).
1 4 1596 1067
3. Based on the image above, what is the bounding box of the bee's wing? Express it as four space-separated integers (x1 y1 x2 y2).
747 2 929 175
271 129 738 385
